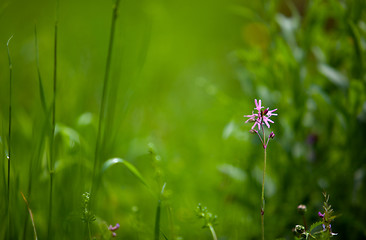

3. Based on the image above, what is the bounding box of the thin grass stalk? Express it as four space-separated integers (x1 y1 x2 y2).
23 26 49 240
154 199 161 240
154 183 166 240
90 0 120 199
21 192 38 240
6 34 13 240
47 1 58 238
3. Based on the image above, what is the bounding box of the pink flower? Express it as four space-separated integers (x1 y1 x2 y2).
255 99 264 112
108 223 120 237
108 223 120 231
244 99 277 130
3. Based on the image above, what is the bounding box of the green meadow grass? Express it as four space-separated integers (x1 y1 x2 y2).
1 0 366 239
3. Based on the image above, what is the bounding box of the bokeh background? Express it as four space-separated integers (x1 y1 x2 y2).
1 0 366 239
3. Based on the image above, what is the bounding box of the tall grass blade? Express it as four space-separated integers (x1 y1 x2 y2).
154 183 166 240
102 158 150 189
34 25 47 113
48 0 59 238
91 0 121 198
6 34 13 240
21 192 38 240
23 25 49 240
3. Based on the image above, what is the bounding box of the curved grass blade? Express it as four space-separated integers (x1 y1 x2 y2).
21 192 38 240
102 158 149 189
154 183 166 240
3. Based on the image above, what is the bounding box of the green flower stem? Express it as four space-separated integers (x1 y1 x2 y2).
260 120 266 240
88 222 92 240
261 147 266 240
209 224 217 240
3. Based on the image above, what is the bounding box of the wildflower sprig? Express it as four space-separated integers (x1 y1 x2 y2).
81 192 95 240
196 204 218 240
293 193 338 240
243 99 277 240
81 192 96 223
317 193 338 237
244 99 277 149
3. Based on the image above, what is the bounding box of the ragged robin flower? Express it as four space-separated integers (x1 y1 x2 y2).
244 99 277 130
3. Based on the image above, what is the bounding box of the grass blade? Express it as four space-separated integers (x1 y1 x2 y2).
34 25 47 113
91 0 121 200
102 158 150 189
48 0 59 238
6 34 13 240
21 192 38 240
154 183 166 240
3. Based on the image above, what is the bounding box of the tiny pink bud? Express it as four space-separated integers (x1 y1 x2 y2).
269 132 275 139
112 232 117 237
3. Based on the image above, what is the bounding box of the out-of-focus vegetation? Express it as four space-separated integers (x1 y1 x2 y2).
1 0 366 239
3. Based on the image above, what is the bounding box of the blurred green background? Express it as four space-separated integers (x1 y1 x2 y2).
1 0 366 239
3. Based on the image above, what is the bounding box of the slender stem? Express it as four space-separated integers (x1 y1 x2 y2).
255 129 264 146
6 34 13 240
302 215 307 230
261 147 267 240
209 224 218 240
48 2 58 238
87 222 92 240
90 0 120 199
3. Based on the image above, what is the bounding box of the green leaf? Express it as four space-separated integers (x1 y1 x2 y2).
102 158 149 189
309 221 323 234
318 63 349 89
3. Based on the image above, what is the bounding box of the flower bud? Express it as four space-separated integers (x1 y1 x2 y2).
293 225 305 238
269 131 275 139
297 204 307 215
